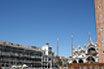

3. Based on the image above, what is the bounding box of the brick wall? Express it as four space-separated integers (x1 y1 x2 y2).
68 63 104 69
94 0 104 63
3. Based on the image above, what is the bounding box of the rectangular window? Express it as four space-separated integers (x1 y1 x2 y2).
99 16 102 20
98 5 101 8
103 51 104 54
100 26 103 32
102 39 104 42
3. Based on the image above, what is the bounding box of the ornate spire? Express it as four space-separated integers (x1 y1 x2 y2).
78 45 81 49
84 43 87 48
71 35 74 55
88 32 94 46
89 32 92 43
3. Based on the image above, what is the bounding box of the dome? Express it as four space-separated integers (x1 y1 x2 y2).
80 50 85 53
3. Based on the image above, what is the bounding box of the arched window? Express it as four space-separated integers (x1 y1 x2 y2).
2 64 4 67
6 64 9 67
87 56 95 63
79 59 83 63
88 48 97 56
72 60 77 63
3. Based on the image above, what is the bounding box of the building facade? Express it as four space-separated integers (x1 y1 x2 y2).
94 0 104 63
68 40 98 63
56 56 68 69
0 41 43 69
0 41 56 69
42 43 56 69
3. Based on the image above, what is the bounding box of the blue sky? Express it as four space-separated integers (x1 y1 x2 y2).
0 0 96 57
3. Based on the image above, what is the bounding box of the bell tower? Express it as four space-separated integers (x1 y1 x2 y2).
94 0 104 63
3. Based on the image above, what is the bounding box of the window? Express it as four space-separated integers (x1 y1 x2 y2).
11 43 13 45
98 5 101 8
102 38 104 42
100 26 103 32
103 51 104 54
99 16 102 20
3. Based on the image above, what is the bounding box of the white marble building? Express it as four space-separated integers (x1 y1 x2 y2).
68 36 98 63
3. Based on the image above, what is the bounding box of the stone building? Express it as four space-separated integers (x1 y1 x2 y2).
0 41 43 69
0 41 57 69
55 56 68 69
68 35 98 63
42 43 56 69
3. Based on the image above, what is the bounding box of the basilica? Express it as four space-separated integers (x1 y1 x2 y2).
68 33 98 63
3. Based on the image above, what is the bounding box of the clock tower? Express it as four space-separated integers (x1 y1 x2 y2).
94 0 104 63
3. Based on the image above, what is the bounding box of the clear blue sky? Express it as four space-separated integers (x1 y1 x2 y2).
0 0 97 57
